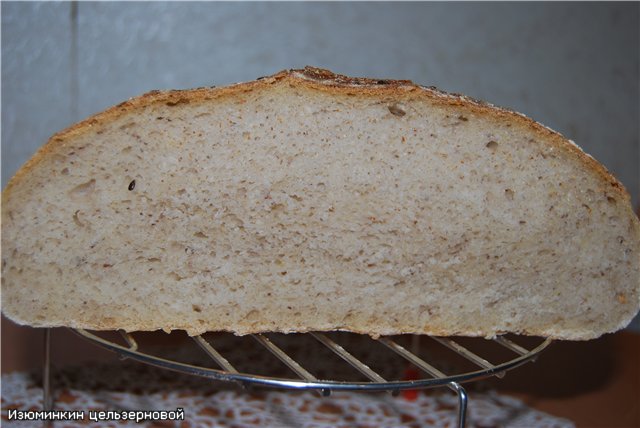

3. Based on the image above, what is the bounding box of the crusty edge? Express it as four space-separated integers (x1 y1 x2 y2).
2 66 632 207
0 313 617 340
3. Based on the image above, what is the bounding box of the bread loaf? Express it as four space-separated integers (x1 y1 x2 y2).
2 67 639 340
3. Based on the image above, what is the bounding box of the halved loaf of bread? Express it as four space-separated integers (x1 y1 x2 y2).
2 67 639 339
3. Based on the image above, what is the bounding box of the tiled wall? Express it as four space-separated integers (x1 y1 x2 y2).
2 2 639 330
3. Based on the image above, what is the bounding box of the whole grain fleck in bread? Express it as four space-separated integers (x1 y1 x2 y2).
2 67 639 340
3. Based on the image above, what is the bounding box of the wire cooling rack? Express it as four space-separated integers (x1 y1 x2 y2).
41 328 552 427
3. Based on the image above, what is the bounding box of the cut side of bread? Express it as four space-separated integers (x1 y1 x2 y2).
2 67 639 340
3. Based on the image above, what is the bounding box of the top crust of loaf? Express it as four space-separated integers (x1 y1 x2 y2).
2 67 630 205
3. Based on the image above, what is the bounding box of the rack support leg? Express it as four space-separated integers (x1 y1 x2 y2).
451 382 467 428
43 328 53 427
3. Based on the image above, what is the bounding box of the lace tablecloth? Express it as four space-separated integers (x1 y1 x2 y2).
2 366 574 428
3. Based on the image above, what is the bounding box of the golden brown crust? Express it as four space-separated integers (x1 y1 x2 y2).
2 66 631 210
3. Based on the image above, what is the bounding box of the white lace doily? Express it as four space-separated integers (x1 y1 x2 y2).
2 364 574 428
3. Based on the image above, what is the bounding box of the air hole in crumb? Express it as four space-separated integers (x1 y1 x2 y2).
69 179 96 199
486 140 498 149
458 115 469 122
119 122 135 130
607 196 616 204
194 231 208 238
61 168 69 175
504 189 515 200
192 305 202 313
388 103 406 117
72 210 84 227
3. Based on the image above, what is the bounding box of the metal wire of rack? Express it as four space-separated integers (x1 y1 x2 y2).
41 328 552 428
